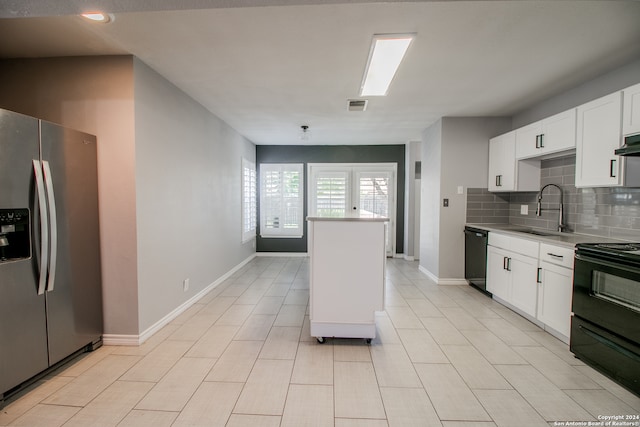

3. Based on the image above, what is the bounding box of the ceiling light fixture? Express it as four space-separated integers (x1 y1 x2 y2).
360 34 415 97
300 125 311 141
81 12 113 23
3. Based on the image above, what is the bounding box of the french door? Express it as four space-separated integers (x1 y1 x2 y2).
308 163 396 255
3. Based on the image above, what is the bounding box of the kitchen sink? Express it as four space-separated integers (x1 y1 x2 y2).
518 230 557 236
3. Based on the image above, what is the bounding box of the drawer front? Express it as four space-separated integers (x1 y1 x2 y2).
539 243 574 268
510 237 539 258
488 232 539 257
488 232 511 250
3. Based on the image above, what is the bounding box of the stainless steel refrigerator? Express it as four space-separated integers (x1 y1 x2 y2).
0 108 103 401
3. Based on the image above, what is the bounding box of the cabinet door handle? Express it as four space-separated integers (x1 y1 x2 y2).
535 135 540 149
539 133 544 148
503 256 508 270
537 267 542 283
504 257 511 271
610 159 617 178
495 175 502 187
547 252 563 259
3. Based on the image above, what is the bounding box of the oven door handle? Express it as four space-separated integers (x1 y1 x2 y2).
575 253 640 276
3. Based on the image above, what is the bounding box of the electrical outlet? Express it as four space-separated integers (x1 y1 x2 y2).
183 278 189 292
521 204 529 215
457 186 464 195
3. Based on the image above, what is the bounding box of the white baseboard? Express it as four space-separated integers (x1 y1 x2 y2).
101 334 140 346
102 253 257 346
403 254 415 261
417 265 467 285
255 252 308 257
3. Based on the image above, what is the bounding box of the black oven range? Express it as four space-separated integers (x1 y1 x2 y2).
572 242 640 396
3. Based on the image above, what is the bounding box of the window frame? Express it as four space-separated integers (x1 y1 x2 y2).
259 163 304 238
241 158 257 242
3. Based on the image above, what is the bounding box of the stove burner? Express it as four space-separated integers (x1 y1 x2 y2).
596 243 640 251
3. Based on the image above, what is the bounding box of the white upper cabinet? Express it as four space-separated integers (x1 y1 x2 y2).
488 131 540 192
488 131 516 191
623 82 640 136
516 109 576 159
576 92 624 187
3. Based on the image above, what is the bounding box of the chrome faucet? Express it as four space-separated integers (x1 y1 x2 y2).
535 183 566 232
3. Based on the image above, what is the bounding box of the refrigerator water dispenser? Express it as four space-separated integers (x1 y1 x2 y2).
0 208 30 262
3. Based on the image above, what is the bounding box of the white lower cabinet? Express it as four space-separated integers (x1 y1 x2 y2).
486 235 539 318
486 246 511 300
537 261 573 342
509 253 539 318
487 233 575 343
536 243 575 343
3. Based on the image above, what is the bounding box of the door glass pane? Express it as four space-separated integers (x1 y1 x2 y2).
315 173 347 217
358 176 389 219
593 271 640 313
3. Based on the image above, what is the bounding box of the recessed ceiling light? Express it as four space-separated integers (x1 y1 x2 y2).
360 34 415 97
81 12 113 23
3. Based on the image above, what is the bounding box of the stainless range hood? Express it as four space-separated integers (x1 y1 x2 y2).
615 133 640 156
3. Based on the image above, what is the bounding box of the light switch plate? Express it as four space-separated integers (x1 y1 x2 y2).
521 205 528 215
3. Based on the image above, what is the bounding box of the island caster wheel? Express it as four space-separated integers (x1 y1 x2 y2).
316 337 325 344
366 338 372 344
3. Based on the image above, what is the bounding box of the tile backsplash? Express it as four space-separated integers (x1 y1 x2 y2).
467 155 640 241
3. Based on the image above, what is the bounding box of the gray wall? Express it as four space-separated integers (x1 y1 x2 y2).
404 141 421 258
0 56 257 337
255 144 405 254
420 117 511 282
133 59 255 332
513 59 640 128
0 56 140 335
420 120 442 276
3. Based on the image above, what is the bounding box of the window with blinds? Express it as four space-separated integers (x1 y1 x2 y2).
260 163 304 238
241 158 256 242
314 172 348 217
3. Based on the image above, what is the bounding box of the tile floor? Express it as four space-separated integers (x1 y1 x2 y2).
1 257 639 426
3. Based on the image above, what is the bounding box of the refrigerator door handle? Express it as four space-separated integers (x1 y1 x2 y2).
33 159 49 295
42 160 57 292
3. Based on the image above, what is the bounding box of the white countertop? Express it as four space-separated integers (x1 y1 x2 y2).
307 217 389 222
466 223 629 248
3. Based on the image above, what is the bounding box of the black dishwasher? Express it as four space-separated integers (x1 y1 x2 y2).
464 226 490 296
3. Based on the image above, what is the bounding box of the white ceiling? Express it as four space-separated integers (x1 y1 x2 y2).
1 0 640 145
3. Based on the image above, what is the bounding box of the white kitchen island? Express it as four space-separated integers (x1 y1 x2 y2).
307 217 387 343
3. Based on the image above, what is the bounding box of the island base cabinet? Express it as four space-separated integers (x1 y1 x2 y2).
307 218 386 341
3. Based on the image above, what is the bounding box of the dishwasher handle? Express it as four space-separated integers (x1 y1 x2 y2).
464 228 488 238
